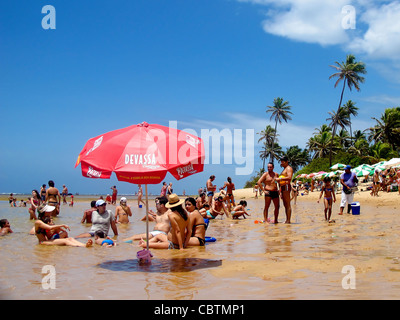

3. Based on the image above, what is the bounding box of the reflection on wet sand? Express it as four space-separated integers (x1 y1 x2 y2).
2 198 400 299
97 258 222 273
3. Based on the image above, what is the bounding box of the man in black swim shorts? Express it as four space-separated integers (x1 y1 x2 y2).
257 162 280 223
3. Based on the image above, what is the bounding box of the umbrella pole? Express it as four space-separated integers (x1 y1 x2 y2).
145 184 149 252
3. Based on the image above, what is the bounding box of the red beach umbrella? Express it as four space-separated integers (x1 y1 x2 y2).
75 122 205 261
75 122 204 184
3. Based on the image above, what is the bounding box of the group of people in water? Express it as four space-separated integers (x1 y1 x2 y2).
8 180 71 219
1 175 249 251
74 175 249 250
3 156 376 248
1 157 295 248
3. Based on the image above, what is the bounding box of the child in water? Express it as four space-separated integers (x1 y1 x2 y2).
94 231 116 247
318 177 336 223
69 195 74 207
0 219 13 235
231 200 249 219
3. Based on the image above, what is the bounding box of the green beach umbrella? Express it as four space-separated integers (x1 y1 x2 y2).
325 170 343 178
354 168 373 177
354 164 374 172
330 163 346 170
372 161 387 172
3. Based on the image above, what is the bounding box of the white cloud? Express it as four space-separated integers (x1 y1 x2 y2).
239 0 400 63
347 2 400 60
264 0 351 46
362 94 400 106
239 0 351 46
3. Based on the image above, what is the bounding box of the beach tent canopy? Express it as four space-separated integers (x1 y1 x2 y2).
384 158 400 169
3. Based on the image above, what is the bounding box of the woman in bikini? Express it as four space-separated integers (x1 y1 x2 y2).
114 197 132 224
318 177 336 222
220 177 236 211
34 204 92 247
28 190 41 220
45 180 61 216
184 197 207 246
139 194 192 250
137 184 145 208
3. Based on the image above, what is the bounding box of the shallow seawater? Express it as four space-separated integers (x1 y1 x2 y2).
1 198 400 300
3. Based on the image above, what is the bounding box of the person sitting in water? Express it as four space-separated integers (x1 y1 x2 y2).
76 199 118 238
81 200 96 224
139 194 192 250
208 196 230 219
123 196 170 242
184 197 207 246
199 203 211 218
0 219 13 235
34 204 92 247
196 192 207 210
231 200 249 219
43 216 69 240
94 231 116 247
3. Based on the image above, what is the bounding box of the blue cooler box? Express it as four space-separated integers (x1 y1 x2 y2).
351 202 360 215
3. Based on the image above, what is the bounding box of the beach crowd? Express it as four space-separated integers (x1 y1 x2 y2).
2 159 400 252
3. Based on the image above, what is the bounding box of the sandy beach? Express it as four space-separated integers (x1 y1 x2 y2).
233 184 400 208
1 186 400 300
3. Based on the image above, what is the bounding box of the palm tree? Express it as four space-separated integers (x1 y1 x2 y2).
336 128 351 150
342 100 359 146
368 107 400 151
306 131 337 160
353 129 367 141
313 124 332 136
257 125 277 170
281 145 309 172
326 107 351 132
328 54 366 166
367 142 398 164
348 138 369 159
266 97 293 163
259 142 282 165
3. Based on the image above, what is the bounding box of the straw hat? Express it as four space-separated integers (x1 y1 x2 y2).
165 194 185 208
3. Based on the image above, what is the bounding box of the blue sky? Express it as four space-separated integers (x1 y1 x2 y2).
1 0 400 195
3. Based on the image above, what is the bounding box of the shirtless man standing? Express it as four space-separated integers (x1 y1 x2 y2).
111 186 118 205
257 162 280 223
62 185 68 204
206 175 217 206
123 196 170 241
276 157 294 224
45 180 61 216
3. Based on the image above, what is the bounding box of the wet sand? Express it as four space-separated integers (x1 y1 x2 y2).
1 189 400 300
